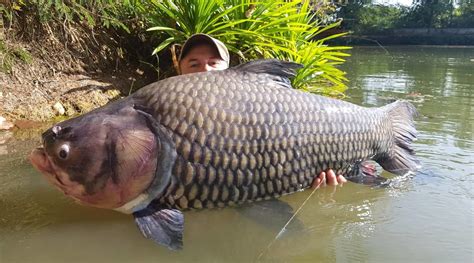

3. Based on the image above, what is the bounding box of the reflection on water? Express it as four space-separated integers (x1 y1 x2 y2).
343 46 473 262
1 46 473 262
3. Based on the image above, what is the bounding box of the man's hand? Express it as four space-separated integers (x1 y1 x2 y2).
311 169 347 189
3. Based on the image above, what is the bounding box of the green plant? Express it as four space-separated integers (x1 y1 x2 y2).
0 40 32 73
147 0 350 95
1 0 351 94
258 1 350 94
337 1 474 31
2 0 152 33
146 0 244 55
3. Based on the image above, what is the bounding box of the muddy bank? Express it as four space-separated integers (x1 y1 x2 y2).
1 61 154 130
0 19 164 130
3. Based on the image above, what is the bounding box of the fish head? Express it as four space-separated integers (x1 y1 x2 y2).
29 104 159 210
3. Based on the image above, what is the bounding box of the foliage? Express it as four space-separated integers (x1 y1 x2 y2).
1 0 160 74
1 0 350 95
147 0 350 95
1 0 152 33
336 0 474 33
447 2 474 28
339 4 406 34
400 0 455 28
0 40 32 73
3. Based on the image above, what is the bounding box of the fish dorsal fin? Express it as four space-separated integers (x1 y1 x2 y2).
232 59 302 88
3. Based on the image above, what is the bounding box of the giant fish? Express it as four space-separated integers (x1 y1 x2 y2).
29 60 419 250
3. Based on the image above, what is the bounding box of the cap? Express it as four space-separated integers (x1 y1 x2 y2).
178 34 230 66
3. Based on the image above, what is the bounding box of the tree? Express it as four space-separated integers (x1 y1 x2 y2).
405 0 455 28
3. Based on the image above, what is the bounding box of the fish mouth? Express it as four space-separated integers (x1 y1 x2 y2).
29 147 54 175
29 147 113 206
29 148 72 190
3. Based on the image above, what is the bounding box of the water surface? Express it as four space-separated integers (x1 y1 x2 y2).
1 46 472 262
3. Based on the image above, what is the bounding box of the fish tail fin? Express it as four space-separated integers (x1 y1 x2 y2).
376 100 421 175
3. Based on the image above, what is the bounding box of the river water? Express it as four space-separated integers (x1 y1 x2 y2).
0 46 473 262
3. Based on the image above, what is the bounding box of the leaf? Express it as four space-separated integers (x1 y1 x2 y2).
152 37 176 55
147 26 179 32
144 0 351 93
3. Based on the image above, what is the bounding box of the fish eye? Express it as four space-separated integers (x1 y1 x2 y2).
58 144 70 160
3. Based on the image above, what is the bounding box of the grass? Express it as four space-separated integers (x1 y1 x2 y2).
0 40 32 73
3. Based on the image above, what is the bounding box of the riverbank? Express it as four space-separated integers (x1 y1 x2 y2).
0 53 151 127
0 58 153 129
0 23 160 130
2 24 472 131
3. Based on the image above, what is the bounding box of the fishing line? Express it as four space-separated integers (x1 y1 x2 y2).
256 177 325 261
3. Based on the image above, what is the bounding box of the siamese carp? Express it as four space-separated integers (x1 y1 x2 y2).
29 60 419 250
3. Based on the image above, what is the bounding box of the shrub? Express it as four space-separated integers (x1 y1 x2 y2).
147 0 350 95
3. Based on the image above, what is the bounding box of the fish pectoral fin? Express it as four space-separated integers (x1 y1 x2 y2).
347 161 391 187
134 105 177 201
133 208 184 250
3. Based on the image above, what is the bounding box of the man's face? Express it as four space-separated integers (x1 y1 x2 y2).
179 44 228 75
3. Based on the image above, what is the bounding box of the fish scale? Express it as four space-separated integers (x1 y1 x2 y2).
136 69 391 210
30 59 419 250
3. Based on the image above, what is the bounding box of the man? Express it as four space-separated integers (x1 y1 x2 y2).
178 33 347 188
178 33 230 75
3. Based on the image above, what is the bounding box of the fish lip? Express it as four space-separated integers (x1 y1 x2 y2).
30 147 121 206
29 147 54 174
29 148 65 187
55 174 66 186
